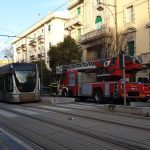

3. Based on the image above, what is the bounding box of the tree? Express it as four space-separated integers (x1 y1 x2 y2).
32 60 52 86
48 36 81 69
2 45 13 59
97 29 128 59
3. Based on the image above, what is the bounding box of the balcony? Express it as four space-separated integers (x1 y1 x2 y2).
68 0 83 10
29 39 36 47
30 55 36 61
38 54 42 59
37 35 44 44
16 46 21 51
21 44 26 51
65 15 83 30
79 26 111 44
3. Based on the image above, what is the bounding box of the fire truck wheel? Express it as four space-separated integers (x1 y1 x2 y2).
94 89 103 103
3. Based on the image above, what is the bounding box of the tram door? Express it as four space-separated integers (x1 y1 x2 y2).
0 75 13 101
0 77 4 100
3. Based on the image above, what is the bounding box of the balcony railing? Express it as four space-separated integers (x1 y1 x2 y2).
65 15 83 30
21 44 26 50
16 46 21 51
37 35 44 44
30 55 36 60
79 26 111 44
38 54 42 58
29 39 36 47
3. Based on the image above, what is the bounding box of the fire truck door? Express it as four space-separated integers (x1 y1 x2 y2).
104 83 110 97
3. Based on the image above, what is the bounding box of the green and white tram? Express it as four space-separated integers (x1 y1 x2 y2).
0 63 40 102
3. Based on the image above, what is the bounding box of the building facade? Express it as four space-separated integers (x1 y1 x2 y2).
65 0 150 62
12 12 69 67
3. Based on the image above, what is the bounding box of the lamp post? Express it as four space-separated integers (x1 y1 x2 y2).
40 49 43 95
97 2 127 106
97 0 118 55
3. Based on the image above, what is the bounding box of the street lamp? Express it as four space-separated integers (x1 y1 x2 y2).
97 2 126 106
97 1 118 55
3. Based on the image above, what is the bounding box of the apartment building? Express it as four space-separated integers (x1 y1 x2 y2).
65 0 150 61
12 12 69 67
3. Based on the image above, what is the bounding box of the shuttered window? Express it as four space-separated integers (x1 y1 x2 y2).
95 16 102 29
128 41 134 56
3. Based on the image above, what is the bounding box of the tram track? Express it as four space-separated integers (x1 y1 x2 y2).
21 103 150 131
0 105 149 150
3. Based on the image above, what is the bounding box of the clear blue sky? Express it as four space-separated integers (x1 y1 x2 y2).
0 0 68 58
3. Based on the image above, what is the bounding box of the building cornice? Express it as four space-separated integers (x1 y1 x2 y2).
68 0 83 10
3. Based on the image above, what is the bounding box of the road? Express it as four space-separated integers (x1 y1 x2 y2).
0 100 150 150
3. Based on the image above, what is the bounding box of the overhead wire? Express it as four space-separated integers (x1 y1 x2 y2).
0 0 69 39
0 0 69 50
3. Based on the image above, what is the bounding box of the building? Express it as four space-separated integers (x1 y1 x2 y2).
65 0 150 80
12 12 69 67
0 59 13 67
65 0 150 61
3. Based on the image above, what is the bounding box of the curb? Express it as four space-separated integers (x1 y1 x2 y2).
40 96 75 104
104 104 150 116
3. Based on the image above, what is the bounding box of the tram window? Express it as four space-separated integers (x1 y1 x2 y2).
6 75 13 92
0 78 2 90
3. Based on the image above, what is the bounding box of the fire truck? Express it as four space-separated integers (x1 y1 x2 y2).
58 55 150 102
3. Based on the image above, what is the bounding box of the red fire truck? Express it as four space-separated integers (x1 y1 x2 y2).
58 55 150 102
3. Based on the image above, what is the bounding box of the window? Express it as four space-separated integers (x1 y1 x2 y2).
95 16 102 29
6 75 13 92
128 41 134 56
48 25 51 31
77 7 81 15
97 0 101 4
69 72 75 86
49 42 51 48
77 28 81 40
125 5 134 23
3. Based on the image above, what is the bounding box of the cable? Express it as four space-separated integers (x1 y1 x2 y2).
0 0 69 41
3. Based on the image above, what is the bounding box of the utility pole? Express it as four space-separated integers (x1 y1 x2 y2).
122 53 126 106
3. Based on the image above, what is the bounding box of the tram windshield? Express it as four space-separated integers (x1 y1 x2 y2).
14 70 36 92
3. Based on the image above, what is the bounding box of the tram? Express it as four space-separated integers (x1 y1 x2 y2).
0 63 40 102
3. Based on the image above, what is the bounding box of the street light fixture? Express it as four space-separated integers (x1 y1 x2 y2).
97 1 118 55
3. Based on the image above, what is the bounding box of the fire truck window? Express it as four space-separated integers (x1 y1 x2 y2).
138 77 149 84
69 72 75 86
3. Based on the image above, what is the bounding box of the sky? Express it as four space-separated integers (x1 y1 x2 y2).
0 0 69 58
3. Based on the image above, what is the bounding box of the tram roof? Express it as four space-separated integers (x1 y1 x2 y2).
0 63 36 74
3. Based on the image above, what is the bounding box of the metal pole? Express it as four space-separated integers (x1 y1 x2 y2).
40 52 43 95
122 53 126 106
114 0 118 55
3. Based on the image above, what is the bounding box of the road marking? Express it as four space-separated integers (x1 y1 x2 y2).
41 106 71 112
13 108 39 115
1 128 34 150
0 110 18 118
59 103 105 109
